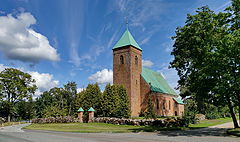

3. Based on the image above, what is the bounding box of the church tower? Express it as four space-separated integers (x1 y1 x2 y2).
112 29 142 116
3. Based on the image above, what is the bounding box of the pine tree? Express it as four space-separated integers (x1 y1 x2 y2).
145 95 156 119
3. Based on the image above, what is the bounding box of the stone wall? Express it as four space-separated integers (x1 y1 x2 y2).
92 117 186 127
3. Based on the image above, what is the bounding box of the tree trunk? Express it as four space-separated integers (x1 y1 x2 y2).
238 95 240 125
227 96 239 128
7 114 10 122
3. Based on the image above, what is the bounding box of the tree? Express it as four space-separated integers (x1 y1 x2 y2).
145 95 156 119
114 85 131 118
63 82 77 116
101 84 131 118
80 83 102 116
170 2 240 128
0 68 37 122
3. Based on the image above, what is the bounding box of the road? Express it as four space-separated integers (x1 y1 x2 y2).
0 124 239 142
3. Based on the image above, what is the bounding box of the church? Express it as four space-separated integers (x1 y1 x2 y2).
112 29 184 117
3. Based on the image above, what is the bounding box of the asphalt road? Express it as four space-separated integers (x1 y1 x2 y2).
0 124 239 142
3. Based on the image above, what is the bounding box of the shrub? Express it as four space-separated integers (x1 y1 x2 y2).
32 116 79 124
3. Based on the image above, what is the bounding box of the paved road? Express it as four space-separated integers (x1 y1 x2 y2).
0 124 239 142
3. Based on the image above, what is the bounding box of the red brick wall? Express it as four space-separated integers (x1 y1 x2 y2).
113 46 142 116
140 76 184 116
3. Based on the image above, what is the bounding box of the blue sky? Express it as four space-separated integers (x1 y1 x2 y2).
0 0 230 95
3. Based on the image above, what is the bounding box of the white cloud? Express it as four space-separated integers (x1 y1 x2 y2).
0 12 60 63
29 71 59 92
88 69 113 84
142 60 154 67
0 64 59 94
77 88 84 93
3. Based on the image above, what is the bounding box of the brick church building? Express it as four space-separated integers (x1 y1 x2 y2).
112 29 184 117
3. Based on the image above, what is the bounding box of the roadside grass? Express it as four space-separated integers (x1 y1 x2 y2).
227 128 240 137
24 123 186 133
24 117 233 133
1 122 27 127
189 117 232 129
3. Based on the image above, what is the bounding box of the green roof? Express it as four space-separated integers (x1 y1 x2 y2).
88 107 95 112
113 29 142 51
141 67 178 96
173 97 185 104
77 107 84 112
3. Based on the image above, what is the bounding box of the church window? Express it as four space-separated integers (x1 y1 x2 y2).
156 99 159 109
163 101 165 110
120 55 124 64
135 56 138 65
169 100 171 110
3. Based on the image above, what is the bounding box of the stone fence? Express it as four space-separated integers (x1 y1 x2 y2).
32 116 187 127
92 117 187 127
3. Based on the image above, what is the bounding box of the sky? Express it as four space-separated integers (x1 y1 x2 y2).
0 0 231 96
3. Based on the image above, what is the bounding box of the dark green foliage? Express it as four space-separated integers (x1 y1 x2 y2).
101 84 130 118
80 83 102 116
171 1 240 128
144 96 156 119
183 99 198 125
0 68 37 122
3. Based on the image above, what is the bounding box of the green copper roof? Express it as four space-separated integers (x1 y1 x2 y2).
88 107 95 112
77 107 84 112
141 67 178 96
113 29 142 51
173 97 185 104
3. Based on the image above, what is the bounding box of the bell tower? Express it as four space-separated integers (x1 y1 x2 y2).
112 29 142 116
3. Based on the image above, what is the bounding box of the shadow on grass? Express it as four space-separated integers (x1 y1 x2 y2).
130 126 231 137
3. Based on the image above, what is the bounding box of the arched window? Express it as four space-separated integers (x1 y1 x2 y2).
120 55 124 64
169 100 171 110
135 56 138 65
163 101 165 110
175 111 178 116
156 99 159 109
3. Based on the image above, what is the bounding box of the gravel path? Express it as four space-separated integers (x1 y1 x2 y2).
0 123 30 132
209 122 234 128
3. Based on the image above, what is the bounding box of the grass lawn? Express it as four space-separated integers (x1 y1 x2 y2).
24 117 234 133
24 123 185 133
1 122 27 127
189 117 232 129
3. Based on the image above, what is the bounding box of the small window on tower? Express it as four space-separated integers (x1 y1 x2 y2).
135 56 138 65
120 55 124 64
156 99 159 109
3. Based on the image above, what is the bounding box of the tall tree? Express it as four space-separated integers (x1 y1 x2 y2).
0 68 37 122
63 82 77 116
80 83 102 116
170 2 240 128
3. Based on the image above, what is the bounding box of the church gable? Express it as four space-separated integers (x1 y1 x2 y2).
141 67 178 97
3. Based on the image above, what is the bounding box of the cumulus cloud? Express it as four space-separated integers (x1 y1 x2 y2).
0 12 60 63
0 64 59 94
142 60 153 67
77 88 84 93
88 69 113 84
29 71 59 92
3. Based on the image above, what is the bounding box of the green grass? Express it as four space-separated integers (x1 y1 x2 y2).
24 123 185 133
189 117 232 129
1 122 26 127
24 123 144 133
227 128 240 137
24 117 234 133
